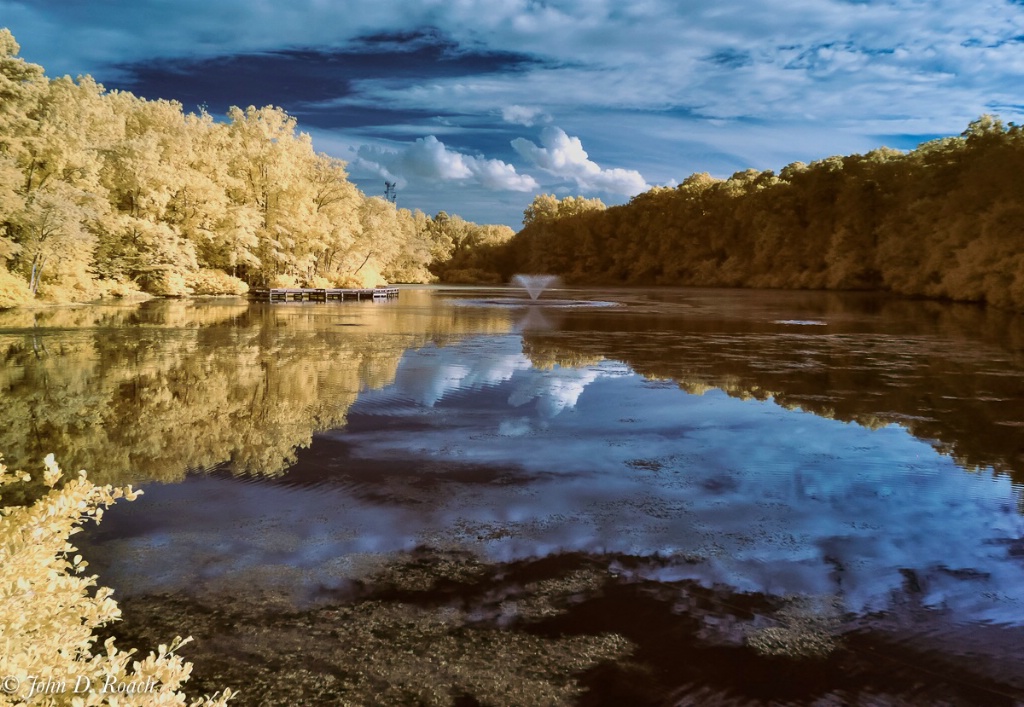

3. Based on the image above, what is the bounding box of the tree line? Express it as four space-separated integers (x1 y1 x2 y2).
0 28 510 308
474 116 1024 310
6 21 1022 312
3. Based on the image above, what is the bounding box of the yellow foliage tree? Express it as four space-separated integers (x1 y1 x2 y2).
0 453 232 705
0 28 506 306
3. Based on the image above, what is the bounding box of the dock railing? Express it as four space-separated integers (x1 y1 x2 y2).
250 287 400 302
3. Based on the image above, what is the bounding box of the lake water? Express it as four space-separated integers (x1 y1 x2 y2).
3 286 1024 705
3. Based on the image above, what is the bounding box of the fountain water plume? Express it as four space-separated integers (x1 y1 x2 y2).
511 274 560 301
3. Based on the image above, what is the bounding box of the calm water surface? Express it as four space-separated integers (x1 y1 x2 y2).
3 286 1024 706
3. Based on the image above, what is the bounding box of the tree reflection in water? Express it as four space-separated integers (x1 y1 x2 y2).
5 286 1024 705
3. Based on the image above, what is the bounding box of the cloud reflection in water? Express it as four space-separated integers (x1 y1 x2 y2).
88 334 1024 627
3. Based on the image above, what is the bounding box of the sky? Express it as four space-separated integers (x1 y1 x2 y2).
3 0 1023 227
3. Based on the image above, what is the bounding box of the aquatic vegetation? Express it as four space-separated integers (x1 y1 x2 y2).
110 559 633 707
745 595 845 658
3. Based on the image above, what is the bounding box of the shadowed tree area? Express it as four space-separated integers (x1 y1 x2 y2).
473 117 1024 311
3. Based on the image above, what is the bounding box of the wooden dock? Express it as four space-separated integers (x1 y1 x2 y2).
251 287 400 303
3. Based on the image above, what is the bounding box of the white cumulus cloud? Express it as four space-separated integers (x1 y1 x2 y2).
354 136 538 192
512 127 650 196
10 0 1024 223
501 104 550 126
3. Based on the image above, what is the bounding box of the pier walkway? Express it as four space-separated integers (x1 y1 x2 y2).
251 287 400 302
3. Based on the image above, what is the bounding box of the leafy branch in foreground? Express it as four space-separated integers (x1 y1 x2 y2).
0 453 232 706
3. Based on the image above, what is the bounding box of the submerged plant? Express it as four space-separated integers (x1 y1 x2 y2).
745 594 845 659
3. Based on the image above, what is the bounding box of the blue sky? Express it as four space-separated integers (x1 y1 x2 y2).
3 0 1024 227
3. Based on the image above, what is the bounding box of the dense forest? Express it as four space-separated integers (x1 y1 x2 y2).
476 117 1024 310
0 29 510 308
6 21 1023 312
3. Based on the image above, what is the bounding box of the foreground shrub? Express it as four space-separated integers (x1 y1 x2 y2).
95 278 150 301
0 453 232 706
300 275 334 289
186 269 249 296
267 274 300 289
139 271 192 297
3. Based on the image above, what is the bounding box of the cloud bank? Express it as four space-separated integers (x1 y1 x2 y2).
512 127 650 196
501 105 550 127
353 136 538 192
6 0 1024 224
12 0 1023 131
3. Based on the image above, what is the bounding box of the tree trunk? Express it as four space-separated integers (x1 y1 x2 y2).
29 253 45 295
353 251 372 275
